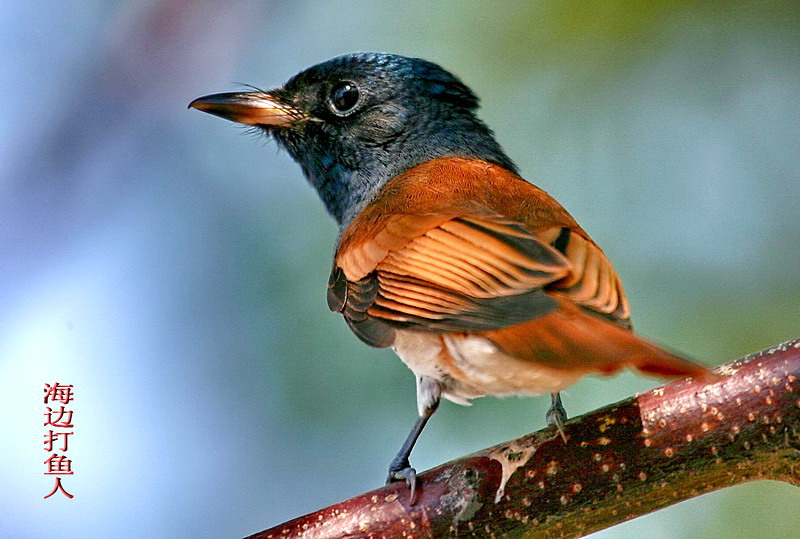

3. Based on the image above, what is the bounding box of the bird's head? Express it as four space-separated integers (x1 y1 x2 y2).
190 52 515 225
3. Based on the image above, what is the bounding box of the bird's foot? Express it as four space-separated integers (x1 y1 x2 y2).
546 393 568 443
386 458 418 504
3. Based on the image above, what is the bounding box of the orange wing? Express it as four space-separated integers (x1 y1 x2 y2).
328 213 570 346
328 157 707 379
329 157 623 342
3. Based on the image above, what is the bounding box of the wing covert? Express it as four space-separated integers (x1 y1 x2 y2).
331 213 570 345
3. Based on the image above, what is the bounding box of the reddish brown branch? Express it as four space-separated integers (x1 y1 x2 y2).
250 340 800 538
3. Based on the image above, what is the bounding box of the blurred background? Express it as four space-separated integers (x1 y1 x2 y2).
2 0 798 537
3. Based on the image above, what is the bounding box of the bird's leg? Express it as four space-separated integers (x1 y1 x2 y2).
546 392 568 443
387 376 441 503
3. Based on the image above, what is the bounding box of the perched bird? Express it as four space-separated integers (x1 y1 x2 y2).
190 52 709 498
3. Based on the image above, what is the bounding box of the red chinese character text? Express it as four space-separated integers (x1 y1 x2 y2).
44 406 74 428
44 453 74 475
44 383 74 405
43 430 73 452
44 477 74 499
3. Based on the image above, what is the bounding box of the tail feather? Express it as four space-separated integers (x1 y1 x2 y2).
481 297 711 381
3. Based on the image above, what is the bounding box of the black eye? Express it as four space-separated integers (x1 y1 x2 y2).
328 81 361 115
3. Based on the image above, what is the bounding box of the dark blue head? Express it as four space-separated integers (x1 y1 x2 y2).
191 52 517 226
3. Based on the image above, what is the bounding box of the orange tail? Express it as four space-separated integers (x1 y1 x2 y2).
482 298 711 380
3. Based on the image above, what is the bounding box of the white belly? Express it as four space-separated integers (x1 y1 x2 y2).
392 330 581 405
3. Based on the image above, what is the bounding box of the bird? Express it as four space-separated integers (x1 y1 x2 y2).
190 52 710 500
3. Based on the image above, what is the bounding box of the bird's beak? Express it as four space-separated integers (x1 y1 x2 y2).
189 91 307 127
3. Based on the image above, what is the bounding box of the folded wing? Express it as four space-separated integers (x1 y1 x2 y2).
330 214 571 346
327 157 708 380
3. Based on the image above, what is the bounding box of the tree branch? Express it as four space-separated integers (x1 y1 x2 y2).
249 340 800 538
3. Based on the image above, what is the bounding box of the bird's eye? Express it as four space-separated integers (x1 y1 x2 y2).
328 81 361 115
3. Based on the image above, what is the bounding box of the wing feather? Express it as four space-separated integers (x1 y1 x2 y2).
326 158 708 381
331 157 631 345
333 212 570 343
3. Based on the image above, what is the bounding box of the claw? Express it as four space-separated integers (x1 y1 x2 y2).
546 392 569 443
387 465 418 504
384 379 439 505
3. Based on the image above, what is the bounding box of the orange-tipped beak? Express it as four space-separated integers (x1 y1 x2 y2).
189 92 308 127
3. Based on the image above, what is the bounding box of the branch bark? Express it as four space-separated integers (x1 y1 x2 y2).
250 340 800 538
